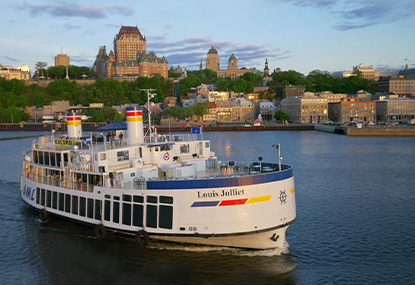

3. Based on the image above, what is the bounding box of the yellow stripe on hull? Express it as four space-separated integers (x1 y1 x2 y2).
247 195 272 204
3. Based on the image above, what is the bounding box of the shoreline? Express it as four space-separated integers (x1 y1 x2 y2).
1 123 414 136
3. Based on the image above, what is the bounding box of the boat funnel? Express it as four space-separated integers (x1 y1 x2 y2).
67 111 82 139
126 105 144 144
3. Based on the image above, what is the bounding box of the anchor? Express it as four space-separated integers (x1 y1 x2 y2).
270 233 279 242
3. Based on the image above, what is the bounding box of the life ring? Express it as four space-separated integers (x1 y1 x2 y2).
95 223 107 240
39 208 48 222
44 138 49 143
135 230 149 248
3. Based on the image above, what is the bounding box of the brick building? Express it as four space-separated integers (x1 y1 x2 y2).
282 85 306 99
376 98 415 121
328 98 376 123
281 92 328 123
377 77 415 96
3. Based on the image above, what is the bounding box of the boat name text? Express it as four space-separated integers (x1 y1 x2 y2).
22 185 35 201
197 189 244 198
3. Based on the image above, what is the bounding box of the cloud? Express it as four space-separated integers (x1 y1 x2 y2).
146 36 290 70
15 3 134 19
4 56 19 62
164 24 173 29
280 0 415 31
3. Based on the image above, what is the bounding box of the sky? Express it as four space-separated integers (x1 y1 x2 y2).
1 0 415 76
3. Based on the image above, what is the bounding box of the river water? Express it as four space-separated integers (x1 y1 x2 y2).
1 130 414 284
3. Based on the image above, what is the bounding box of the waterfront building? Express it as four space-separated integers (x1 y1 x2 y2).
282 85 306 99
94 26 168 79
317 91 348 103
281 92 328 123
328 98 376 123
258 101 275 121
231 98 255 122
376 97 415 121
205 47 250 79
55 52 70 67
377 77 415 96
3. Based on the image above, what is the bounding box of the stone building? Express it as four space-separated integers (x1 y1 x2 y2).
282 85 306 99
55 53 70 67
205 47 250 79
377 77 415 96
281 92 328 123
317 91 348 103
353 64 376 80
376 97 415 121
94 26 168 79
328 98 376 123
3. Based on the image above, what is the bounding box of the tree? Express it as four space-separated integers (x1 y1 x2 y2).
274 110 290 121
192 103 210 120
35 62 48 77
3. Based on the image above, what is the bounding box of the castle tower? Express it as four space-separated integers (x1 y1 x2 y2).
206 47 220 72
67 111 82 139
114 26 146 64
264 58 270 76
126 105 144 144
228 54 238 70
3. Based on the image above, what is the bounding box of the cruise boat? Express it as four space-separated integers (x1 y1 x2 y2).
20 97 296 249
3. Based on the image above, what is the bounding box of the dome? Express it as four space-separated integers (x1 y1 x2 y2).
229 54 237 61
208 47 218 54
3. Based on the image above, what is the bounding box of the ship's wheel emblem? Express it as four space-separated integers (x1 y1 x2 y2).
279 190 287 204
164 153 170 160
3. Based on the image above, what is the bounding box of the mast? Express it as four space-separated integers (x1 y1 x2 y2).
140 88 157 139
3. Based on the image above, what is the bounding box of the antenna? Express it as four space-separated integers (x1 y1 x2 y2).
140 89 157 138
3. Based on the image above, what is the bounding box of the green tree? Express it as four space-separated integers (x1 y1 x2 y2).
35 61 48 77
192 103 210 120
274 110 290 121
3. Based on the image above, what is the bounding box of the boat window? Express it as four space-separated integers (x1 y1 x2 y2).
56 153 61 167
52 192 58 209
132 204 143 227
46 190 52 207
87 199 94 218
100 153 106 160
79 197 86 217
117 151 129 162
59 193 64 211
114 196 120 201
36 187 40 204
155 147 159 152
146 205 157 228
65 194 71 213
180 144 190 153
139 147 142 158
147 196 158 204
63 153 68 163
160 196 173 204
113 201 120 223
72 196 78 215
159 206 173 229
105 194 111 199
123 195 132 202
44 152 50 166
133 195 144 203
38 151 44 165
41 188 45 205
160 145 170 151
33 151 38 164
122 203 132 226
104 200 111 221
50 152 56 167
205 142 210 148
94 200 102 220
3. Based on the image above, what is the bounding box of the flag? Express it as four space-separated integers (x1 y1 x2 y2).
191 127 201 134
85 137 91 145
272 144 279 150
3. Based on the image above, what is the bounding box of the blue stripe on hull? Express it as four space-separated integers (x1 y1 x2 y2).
147 167 293 190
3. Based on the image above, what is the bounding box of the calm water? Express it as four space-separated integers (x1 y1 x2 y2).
1 130 414 284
